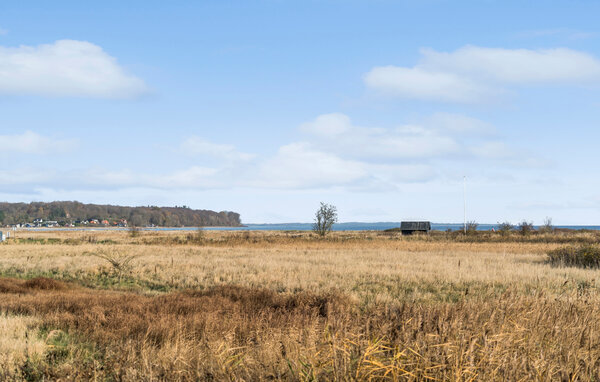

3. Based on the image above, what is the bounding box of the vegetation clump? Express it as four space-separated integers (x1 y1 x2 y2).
517 220 535 236
465 220 478 235
547 245 600 269
313 202 338 237
497 221 514 236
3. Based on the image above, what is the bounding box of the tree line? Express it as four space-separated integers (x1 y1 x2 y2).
0 201 242 227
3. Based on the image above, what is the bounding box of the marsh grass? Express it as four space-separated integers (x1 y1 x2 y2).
1 279 600 380
2 230 600 380
548 245 600 269
0 313 46 380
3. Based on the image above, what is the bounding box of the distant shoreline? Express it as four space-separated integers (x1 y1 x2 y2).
8 222 600 232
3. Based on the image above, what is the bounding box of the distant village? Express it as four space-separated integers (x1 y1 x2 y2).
10 218 129 228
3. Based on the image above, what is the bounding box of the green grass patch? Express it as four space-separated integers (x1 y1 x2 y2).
0 267 171 293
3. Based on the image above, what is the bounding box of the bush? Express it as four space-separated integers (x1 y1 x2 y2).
547 245 600 269
129 225 141 238
517 220 534 236
465 221 478 235
497 221 513 236
186 228 206 244
539 217 554 234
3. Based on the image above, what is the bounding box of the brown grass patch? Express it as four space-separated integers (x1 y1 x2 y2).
0 277 68 294
1 280 600 380
3 231 600 379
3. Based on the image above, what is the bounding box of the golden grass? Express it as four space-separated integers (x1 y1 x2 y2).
1 230 598 302
1 230 600 380
1 280 600 380
0 313 45 379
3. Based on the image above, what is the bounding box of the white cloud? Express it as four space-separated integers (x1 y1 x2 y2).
0 40 148 98
470 141 515 159
0 27 7 36
300 113 461 160
81 166 220 189
518 28 594 41
364 66 491 103
421 46 600 83
254 143 436 190
0 131 76 154
256 142 369 189
365 46 600 103
426 112 495 135
0 167 55 185
180 137 254 161
0 112 539 194
300 113 352 137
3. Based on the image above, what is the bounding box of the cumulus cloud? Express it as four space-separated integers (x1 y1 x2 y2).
421 46 600 83
79 166 221 190
0 131 77 154
0 112 539 194
365 46 600 102
426 112 495 135
301 113 461 160
469 141 515 159
0 40 148 98
364 66 491 103
255 142 369 189
180 137 254 161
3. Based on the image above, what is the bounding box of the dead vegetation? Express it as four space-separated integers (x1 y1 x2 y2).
1 230 600 380
1 280 600 380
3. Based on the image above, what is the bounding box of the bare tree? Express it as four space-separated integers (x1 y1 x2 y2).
539 217 554 234
313 202 338 237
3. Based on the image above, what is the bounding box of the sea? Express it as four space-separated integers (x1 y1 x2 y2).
21 223 600 232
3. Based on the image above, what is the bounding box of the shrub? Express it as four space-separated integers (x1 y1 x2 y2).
547 245 600 269
186 227 205 244
539 217 554 234
517 220 534 236
466 221 478 235
129 225 141 238
497 221 513 236
91 250 138 282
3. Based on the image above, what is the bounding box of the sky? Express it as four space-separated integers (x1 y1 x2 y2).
1 0 600 224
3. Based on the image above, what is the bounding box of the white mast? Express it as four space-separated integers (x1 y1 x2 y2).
463 176 466 234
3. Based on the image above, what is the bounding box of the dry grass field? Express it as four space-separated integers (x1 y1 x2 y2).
1 229 600 380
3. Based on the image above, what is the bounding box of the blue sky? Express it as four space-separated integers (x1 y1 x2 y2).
1 0 600 224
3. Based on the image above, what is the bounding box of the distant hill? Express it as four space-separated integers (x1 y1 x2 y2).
0 201 242 227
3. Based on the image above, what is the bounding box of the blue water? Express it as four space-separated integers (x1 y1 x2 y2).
20 222 600 232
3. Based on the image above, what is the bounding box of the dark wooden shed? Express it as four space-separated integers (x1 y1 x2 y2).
400 221 431 235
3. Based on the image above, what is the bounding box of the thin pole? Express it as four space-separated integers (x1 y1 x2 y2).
463 176 466 234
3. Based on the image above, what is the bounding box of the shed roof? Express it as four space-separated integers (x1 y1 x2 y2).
400 221 431 230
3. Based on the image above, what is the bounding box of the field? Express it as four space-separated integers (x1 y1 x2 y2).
1 229 600 380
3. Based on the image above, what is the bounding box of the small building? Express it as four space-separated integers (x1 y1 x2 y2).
400 221 431 235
